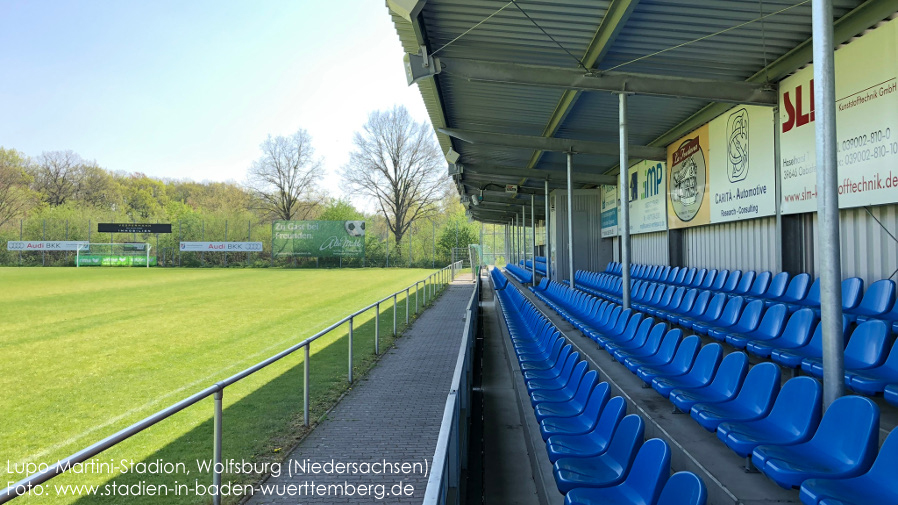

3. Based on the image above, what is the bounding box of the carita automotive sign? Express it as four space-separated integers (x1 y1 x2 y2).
179 242 263 252
6 241 88 251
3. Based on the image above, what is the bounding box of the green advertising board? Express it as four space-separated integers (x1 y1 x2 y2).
272 220 365 258
76 255 158 266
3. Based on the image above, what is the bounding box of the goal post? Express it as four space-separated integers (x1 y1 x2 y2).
76 243 155 268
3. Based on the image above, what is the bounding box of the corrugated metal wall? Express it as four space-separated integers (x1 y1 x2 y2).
631 231 669 265
683 216 778 272
811 203 898 286
552 190 612 280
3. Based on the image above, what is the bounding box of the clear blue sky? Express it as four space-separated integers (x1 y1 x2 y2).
0 0 430 197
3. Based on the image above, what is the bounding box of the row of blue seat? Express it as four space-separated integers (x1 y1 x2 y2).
542 269 898 400
505 262 533 284
522 258 548 276
492 269 707 505
531 278 898 504
598 262 898 331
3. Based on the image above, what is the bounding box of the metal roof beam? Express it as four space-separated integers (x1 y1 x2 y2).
439 128 666 161
439 57 777 105
464 164 616 185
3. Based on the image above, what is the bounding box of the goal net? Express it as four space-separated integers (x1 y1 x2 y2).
76 243 156 267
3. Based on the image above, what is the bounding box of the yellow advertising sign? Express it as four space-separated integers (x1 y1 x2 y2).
667 124 711 229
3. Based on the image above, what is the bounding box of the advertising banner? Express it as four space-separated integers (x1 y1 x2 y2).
180 242 263 252
627 160 668 234
780 18 898 214
600 185 618 238
708 105 777 222
272 221 365 258
6 241 88 251
76 255 157 267
667 124 711 229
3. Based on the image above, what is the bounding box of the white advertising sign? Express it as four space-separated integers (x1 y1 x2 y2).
6 241 88 251
780 18 898 214
627 160 668 234
600 184 618 238
709 105 776 222
179 242 263 252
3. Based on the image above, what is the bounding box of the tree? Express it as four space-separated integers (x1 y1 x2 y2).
318 198 363 221
0 147 37 229
342 106 443 255
437 207 479 261
30 150 88 206
246 129 323 221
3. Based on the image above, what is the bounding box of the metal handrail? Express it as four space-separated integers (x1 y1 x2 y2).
0 260 465 505
423 272 480 504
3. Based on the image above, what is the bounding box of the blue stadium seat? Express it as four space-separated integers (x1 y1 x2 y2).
671 290 712 327
563 439 670 505
699 269 718 290
845 322 898 395
595 313 646 350
844 279 895 322
533 377 603 422
745 271 773 298
657 472 708 505
622 329 683 373
553 415 645 493
604 318 656 355
717 376 822 458
752 395 879 489
710 269 730 291
691 268 708 289
656 288 699 323
669 352 748 413
651 343 723 397
801 320 890 378
751 271 788 303
678 292 727 330
768 272 811 307
539 382 612 440
800 427 898 505
693 296 745 336
885 384 898 407
770 316 849 369
708 299 764 342
635 335 702 384
526 353 582 392
612 322 668 362
724 303 787 349
746 308 817 359
546 396 627 463
690 362 781 431
720 270 743 293
733 270 757 295
530 362 590 406
522 346 575 381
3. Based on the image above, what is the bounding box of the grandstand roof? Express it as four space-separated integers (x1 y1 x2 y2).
386 0 891 223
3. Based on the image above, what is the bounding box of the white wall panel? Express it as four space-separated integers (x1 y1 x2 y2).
684 216 777 272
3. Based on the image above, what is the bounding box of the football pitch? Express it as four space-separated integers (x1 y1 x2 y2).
0 267 441 504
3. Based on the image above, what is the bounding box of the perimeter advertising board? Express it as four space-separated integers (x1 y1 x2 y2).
6 241 88 251
600 185 618 238
779 18 898 214
272 221 365 258
627 160 668 234
180 242 263 252
667 124 711 229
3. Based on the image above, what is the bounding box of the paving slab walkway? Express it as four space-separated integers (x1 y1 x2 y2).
246 276 474 504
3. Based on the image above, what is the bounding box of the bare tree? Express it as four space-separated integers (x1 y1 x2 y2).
30 150 87 206
0 147 37 229
246 129 323 221
342 106 443 251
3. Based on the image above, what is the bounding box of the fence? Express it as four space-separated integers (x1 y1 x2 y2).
0 260 465 505
423 269 481 504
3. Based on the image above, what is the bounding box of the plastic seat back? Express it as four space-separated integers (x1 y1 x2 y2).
844 320 890 370
593 396 628 444
682 268 697 286
657 472 707 505
781 272 812 303
619 438 671 505
665 266 681 284
748 271 772 297
700 269 718 290
653 329 684 364
864 428 898 486
673 268 689 285
708 352 749 397
601 414 645 478
734 270 757 295
691 269 707 288
686 290 712 317
730 299 765 333
666 335 702 373
722 270 743 293
777 308 818 347
711 269 730 291
841 277 863 311
700 293 728 321
676 289 699 314
658 266 671 282
634 322 669 357
688 343 723 383
766 376 822 439
850 279 896 317
731 362 781 414
806 396 879 472
568 370 600 407
716 296 747 327
763 271 789 299
664 287 687 311
579 382 611 421
753 303 788 338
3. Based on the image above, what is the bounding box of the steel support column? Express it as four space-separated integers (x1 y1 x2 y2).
544 180 551 282
813 0 845 410
566 152 575 289
531 194 536 284
619 93 632 309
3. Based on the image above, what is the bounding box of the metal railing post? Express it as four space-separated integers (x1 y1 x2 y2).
375 303 380 355
348 317 354 383
212 389 223 505
406 288 410 325
303 345 310 426
393 294 397 336
415 282 419 313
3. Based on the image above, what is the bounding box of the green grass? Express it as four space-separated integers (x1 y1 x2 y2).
0 267 445 504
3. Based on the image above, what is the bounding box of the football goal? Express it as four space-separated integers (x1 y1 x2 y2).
76 243 156 267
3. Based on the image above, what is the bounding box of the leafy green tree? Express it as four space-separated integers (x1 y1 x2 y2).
0 147 38 228
318 198 363 221
437 209 478 262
